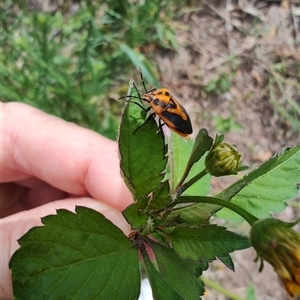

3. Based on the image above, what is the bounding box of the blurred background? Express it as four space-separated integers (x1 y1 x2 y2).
2 1 299 299
2 0 299 147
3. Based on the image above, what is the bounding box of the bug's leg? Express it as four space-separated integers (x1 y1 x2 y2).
118 95 141 101
133 112 155 134
158 118 166 132
127 100 150 112
132 79 142 98
146 87 158 93
139 67 148 93
158 118 166 151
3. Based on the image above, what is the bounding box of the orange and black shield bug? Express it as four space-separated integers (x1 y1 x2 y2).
120 70 193 137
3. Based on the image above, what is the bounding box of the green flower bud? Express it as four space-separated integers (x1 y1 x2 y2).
250 218 300 298
205 142 242 177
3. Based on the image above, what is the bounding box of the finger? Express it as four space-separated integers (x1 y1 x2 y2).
1 102 132 211
0 182 69 217
1 198 131 299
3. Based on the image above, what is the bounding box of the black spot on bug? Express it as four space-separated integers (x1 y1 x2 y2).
153 98 167 108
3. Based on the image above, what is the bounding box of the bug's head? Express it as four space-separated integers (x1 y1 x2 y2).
142 88 170 104
141 93 156 104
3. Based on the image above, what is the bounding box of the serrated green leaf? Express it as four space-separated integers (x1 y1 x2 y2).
167 202 218 225
168 188 245 226
122 199 149 229
169 131 194 190
217 254 235 271
179 129 213 184
167 225 250 261
146 180 172 211
170 129 211 196
188 129 213 161
10 207 140 300
119 80 167 200
216 146 300 221
169 182 248 226
141 248 183 300
150 242 205 300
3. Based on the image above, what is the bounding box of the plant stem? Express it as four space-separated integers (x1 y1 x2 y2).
173 169 208 196
178 195 258 225
201 277 244 300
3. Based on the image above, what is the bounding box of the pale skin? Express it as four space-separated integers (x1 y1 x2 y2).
0 102 133 299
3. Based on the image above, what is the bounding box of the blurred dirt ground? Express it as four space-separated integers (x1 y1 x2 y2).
154 1 299 299
156 0 299 164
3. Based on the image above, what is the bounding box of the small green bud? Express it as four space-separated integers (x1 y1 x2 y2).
250 218 300 298
205 142 242 177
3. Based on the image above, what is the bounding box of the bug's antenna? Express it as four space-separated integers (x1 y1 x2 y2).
139 66 148 93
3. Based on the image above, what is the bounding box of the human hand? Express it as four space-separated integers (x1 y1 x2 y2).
1 102 132 299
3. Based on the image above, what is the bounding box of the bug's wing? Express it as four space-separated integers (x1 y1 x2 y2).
161 110 193 136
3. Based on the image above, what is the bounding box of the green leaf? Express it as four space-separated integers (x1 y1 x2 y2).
151 242 205 299
188 129 214 167
172 179 248 225
122 198 149 229
167 225 250 261
216 146 300 221
169 182 247 225
146 180 172 211
119 80 167 200
9 207 140 300
167 202 216 225
217 254 234 271
169 131 193 190
170 129 212 196
141 246 183 300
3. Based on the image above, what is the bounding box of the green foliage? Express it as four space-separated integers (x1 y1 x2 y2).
1 0 179 139
9 207 140 300
203 73 232 95
150 242 205 299
119 80 167 200
170 129 212 195
216 146 300 221
267 74 300 133
166 225 250 261
214 115 243 133
141 247 185 300
9 81 299 299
